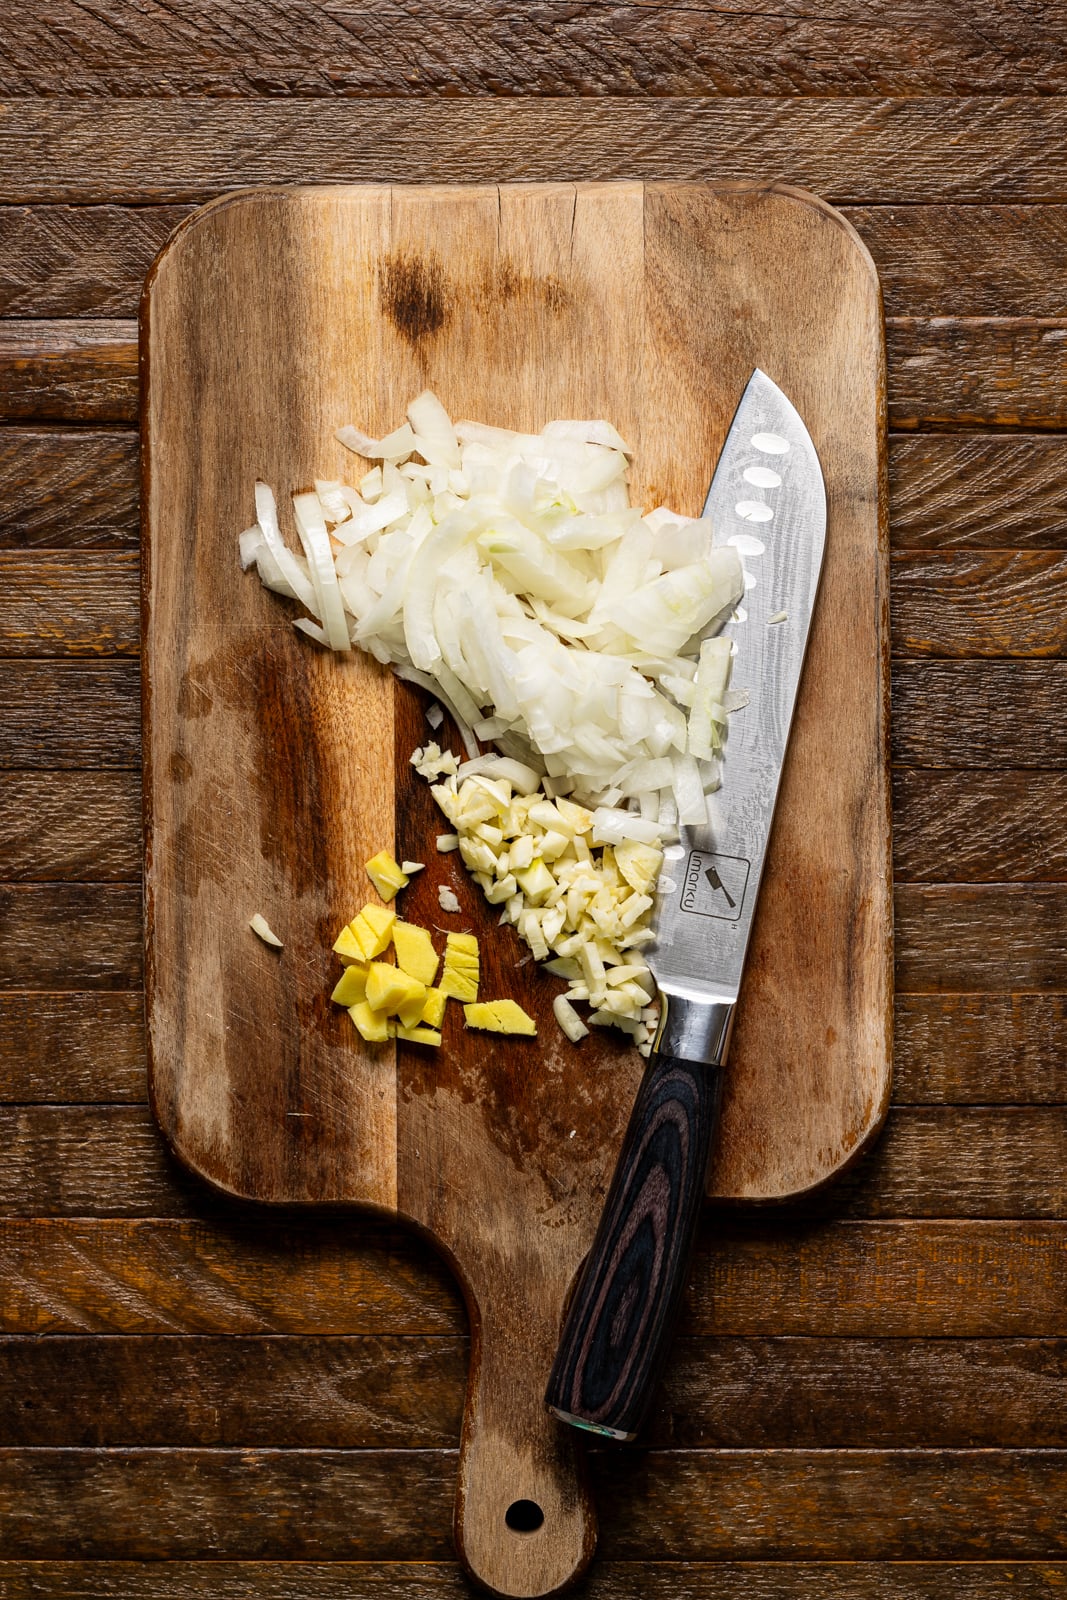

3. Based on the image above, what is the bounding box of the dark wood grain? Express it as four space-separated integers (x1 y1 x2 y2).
2 1219 1061 1336
3 1 1067 98
894 995 1067 1103
0 1445 1062 1560
891 663 1067 767
887 317 1067 431
0 552 139 656
0 322 138 422
0 1218 464 1335
891 552 1067 656
0 885 141 989
0 205 192 318
0 661 140 767
895 885 1067 992
0 1563 1062 1600
0 773 140 879
591 1449 1067 1560
5 100 1067 205
889 434 1067 549
894 771 1067 879
0 429 139 549
1 1104 1062 1219
8 314 1067 428
3 1332 1064 1450
0 993 145 1101
7 204 1067 322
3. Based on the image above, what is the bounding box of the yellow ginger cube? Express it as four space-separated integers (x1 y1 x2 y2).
365 961 426 1017
392 921 440 986
396 1024 442 1047
420 987 447 1029
330 964 368 1006
349 1001 392 1043
439 932 479 1003
397 987 430 1028
335 903 396 963
463 1000 537 1036
365 850 409 902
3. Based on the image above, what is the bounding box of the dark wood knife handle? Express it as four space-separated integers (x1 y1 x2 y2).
545 1051 724 1441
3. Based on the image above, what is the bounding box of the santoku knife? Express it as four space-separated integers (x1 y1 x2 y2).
545 368 827 1440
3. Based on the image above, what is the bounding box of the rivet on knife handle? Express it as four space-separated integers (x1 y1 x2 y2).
545 995 730 1440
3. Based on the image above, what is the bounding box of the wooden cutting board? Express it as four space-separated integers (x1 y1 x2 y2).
142 181 892 1600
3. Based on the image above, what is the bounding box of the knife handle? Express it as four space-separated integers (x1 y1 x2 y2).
545 1051 724 1441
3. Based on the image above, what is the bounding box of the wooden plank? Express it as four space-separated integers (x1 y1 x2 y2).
8 768 1064 887
891 552 1067 657
6 428 1064 556
5 100 1067 205
6 548 1067 664
2 0 1067 99
4 991 1062 1106
1 1218 1061 1336
0 204 192 318
895 885 1067 993
0 429 139 549
891 663 1067 767
887 317 1067 431
0 1104 1061 1219
0 1334 466 1449
894 995 1067 1103
0 1563 1062 1600
889 434 1067 550
5 204 1067 323
591 1449 1067 1560
0 1445 1062 1560
0 661 141 767
1 1333 1064 1450
855 204 1067 318
894 771 1067 880
0 773 140 880
0 993 145 1101
0 885 141 990
2 878 1061 995
0 321 138 423
6 315 1067 428
0 552 139 656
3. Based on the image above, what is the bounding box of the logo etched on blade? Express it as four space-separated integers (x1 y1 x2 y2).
680 851 751 922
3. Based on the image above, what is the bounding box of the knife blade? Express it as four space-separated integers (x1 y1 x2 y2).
544 368 827 1440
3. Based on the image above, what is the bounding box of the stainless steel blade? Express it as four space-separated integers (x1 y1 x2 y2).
648 369 826 1058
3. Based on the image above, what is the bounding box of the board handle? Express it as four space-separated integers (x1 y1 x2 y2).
545 1053 724 1440
454 1282 597 1598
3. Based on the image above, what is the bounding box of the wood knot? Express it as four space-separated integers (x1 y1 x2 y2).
380 253 448 346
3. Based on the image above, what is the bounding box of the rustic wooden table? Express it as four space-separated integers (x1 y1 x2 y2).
1 8 1066 1598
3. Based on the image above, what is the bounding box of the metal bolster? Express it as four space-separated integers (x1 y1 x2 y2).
653 988 735 1067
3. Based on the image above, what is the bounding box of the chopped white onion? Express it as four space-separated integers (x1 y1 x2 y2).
242 393 747 824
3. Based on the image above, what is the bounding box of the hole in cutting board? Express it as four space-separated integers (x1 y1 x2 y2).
505 1499 545 1534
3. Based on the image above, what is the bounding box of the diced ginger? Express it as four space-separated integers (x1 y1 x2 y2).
365 961 426 1016
420 987 447 1029
331 964 368 1006
336 902 397 963
463 1000 537 1036
392 921 439 986
349 1001 392 1043
440 931 479 1002
396 1024 442 1047
365 850 409 902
